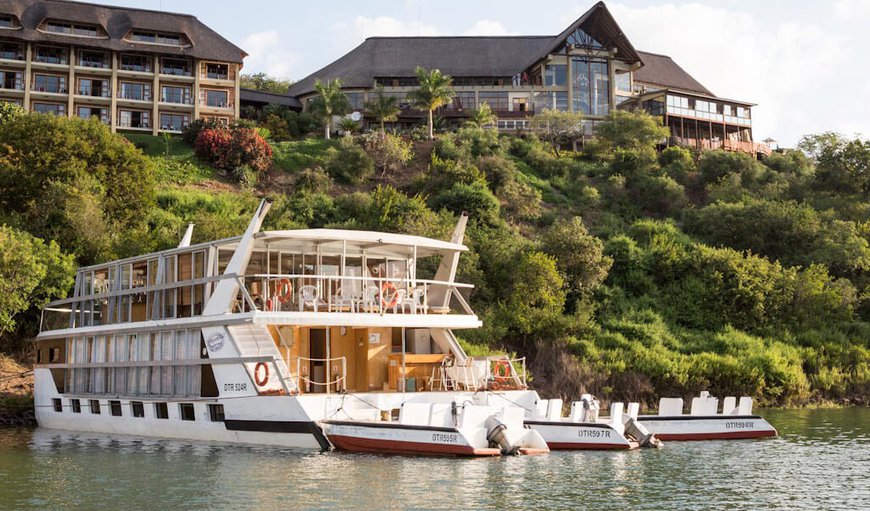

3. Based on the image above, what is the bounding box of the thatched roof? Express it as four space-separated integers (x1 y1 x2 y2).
634 51 713 96
0 0 245 63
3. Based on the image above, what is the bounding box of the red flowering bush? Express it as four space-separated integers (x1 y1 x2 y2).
194 127 273 173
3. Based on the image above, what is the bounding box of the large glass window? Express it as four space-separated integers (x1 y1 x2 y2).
0 70 22 90
77 106 109 124
0 41 23 60
478 92 509 111
615 70 631 93
533 91 568 112
572 58 609 116
33 74 66 93
0 15 14 28
120 54 151 73
34 45 68 65
119 82 151 101
160 112 189 131
46 21 98 37
452 91 476 110
118 110 150 128
204 63 228 80
33 102 66 116
161 85 191 104
566 28 603 48
78 78 109 97
543 64 567 87
346 92 364 111
161 58 191 76
205 89 229 108
79 50 109 68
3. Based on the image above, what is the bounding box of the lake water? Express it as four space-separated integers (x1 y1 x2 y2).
0 408 866 510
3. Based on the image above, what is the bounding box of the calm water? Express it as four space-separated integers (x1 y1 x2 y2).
0 408 866 510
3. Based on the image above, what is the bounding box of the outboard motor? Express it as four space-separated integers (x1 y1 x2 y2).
623 402 663 448
485 416 517 455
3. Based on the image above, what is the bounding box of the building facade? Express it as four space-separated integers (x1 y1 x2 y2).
287 2 767 156
0 0 245 135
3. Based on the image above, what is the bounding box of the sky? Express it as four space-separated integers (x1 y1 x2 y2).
86 0 870 147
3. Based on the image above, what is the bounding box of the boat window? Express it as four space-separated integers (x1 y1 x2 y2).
109 400 122 416
208 404 225 422
131 401 145 418
179 403 195 421
90 399 101 414
71 399 81 413
52 398 62 412
49 347 60 362
154 402 168 419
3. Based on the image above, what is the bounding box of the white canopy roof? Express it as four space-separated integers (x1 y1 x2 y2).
255 228 467 257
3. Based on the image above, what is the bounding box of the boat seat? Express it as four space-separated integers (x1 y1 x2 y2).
499 406 525 430
737 396 753 415
723 396 738 415
691 396 718 415
429 404 454 428
399 403 431 426
658 397 683 416
546 399 563 420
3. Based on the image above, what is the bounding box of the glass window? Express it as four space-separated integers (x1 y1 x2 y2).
566 28 603 48
346 92 364 111
205 89 228 108
478 92 509 111
47 21 98 37
161 58 191 76
544 64 567 87
79 50 108 68
154 402 168 419
119 82 150 101
205 63 228 80
160 113 189 131
118 110 150 128
615 70 631 92
533 91 568 112
77 106 108 124
452 91 476 110
0 15 14 28
46 21 72 34
34 45 67 65
120 54 151 73
161 85 191 104
33 102 66 116
0 41 23 60
572 58 609 116
0 70 22 90
78 78 108 97
179 403 195 421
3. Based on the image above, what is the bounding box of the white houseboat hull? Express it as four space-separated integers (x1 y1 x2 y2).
637 415 777 441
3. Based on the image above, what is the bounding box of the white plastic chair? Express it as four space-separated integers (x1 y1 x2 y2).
298 285 325 312
357 285 380 312
330 286 355 312
400 287 426 314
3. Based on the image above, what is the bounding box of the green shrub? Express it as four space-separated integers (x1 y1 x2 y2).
430 181 500 224
323 138 374 184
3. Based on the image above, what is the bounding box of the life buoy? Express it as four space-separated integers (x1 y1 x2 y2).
276 278 293 304
493 360 512 382
254 362 269 386
380 282 398 309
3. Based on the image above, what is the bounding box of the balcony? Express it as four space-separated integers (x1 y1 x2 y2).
0 79 23 91
117 90 152 102
32 84 67 94
77 85 110 98
161 91 193 105
239 274 474 317
671 137 771 156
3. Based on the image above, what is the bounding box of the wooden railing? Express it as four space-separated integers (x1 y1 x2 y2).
671 137 770 156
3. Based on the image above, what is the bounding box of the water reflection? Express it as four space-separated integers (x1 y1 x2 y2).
0 409 866 510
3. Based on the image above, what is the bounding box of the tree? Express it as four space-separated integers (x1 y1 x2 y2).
310 79 350 140
240 72 294 94
336 117 360 137
0 113 155 263
466 103 496 128
799 132 870 195
407 67 455 140
529 109 585 157
362 132 413 177
364 86 401 135
541 217 613 305
0 226 75 338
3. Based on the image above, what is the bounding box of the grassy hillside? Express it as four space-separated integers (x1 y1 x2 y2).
0 108 867 407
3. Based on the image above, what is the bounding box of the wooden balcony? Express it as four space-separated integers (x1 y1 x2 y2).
671 137 771 156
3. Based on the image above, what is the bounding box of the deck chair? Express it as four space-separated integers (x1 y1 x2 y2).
298 285 326 312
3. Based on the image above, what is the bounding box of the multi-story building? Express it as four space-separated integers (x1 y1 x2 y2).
287 2 767 156
0 0 245 135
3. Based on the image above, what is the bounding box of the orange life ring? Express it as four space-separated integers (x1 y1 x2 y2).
380 282 398 309
493 360 512 382
254 362 269 386
276 278 293 304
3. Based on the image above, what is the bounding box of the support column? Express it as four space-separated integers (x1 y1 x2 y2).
233 62 240 120
151 55 160 135
67 47 75 118
566 55 573 113
23 43 31 111
193 59 201 120
110 51 118 133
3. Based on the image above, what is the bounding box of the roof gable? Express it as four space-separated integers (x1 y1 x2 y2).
545 2 640 63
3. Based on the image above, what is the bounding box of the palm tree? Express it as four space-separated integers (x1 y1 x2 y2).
407 67 454 140
337 117 360 137
364 86 401 136
466 103 496 128
312 78 350 140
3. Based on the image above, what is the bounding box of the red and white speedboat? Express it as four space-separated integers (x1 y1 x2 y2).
323 402 549 457
523 395 661 450
636 392 777 440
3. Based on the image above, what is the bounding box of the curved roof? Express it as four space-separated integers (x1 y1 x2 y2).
0 0 245 63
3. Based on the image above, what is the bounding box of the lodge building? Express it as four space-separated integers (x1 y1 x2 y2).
287 2 768 156
0 0 245 134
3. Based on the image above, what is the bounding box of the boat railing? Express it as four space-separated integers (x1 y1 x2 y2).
239 274 475 316
289 356 347 394
481 355 527 390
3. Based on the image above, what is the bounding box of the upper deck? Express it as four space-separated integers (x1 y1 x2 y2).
39 224 479 338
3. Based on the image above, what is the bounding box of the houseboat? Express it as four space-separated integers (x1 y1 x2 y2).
34 201 552 455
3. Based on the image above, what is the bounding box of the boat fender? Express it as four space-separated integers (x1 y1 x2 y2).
254 362 269 386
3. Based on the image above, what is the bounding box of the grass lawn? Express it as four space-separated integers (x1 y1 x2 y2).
123 133 216 185
272 138 337 173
